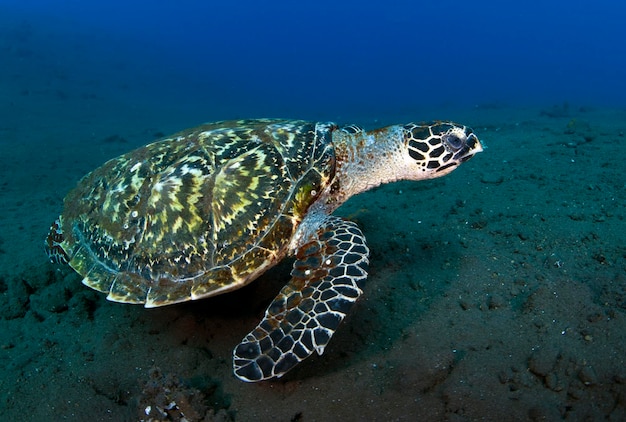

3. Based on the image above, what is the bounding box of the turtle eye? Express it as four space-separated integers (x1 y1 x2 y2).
443 133 465 151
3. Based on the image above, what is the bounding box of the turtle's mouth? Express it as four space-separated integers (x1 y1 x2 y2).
454 133 483 162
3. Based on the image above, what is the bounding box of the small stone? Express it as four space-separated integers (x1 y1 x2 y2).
480 174 504 184
459 299 472 310
528 348 559 377
498 370 509 384
568 380 586 399
579 365 598 386
545 372 562 391
488 294 505 310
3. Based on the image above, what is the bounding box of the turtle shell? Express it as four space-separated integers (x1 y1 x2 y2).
57 119 337 307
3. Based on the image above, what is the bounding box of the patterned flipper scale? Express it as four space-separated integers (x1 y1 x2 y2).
233 216 369 382
45 218 69 265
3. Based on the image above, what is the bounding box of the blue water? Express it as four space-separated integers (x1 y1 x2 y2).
2 0 625 121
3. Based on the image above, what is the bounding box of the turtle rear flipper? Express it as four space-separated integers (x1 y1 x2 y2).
233 216 369 382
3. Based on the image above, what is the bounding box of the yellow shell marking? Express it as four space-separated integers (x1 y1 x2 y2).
56 119 336 306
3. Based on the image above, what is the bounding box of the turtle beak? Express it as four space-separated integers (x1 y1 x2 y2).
455 132 483 162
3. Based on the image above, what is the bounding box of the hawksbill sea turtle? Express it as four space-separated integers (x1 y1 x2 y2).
45 118 482 382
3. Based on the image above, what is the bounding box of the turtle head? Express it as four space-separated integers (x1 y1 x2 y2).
401 121 482 179
318 120 482 209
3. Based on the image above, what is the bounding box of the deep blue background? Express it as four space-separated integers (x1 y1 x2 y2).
2 0 625 120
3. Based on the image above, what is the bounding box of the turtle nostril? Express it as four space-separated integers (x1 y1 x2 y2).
443 133 464 151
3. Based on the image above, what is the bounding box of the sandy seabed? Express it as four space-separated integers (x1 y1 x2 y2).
1 71 626 421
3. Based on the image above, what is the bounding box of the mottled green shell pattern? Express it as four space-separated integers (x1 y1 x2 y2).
58 119 336 307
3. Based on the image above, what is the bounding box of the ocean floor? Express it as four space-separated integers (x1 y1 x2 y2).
2 79 626 420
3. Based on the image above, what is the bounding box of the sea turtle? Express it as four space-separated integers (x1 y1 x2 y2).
45 118 482 382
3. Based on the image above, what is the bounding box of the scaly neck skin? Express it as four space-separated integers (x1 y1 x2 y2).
321 125 409 213
290 125 410 252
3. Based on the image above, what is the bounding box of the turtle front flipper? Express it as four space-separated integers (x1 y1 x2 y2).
45 217 69 265
233 216 369 382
